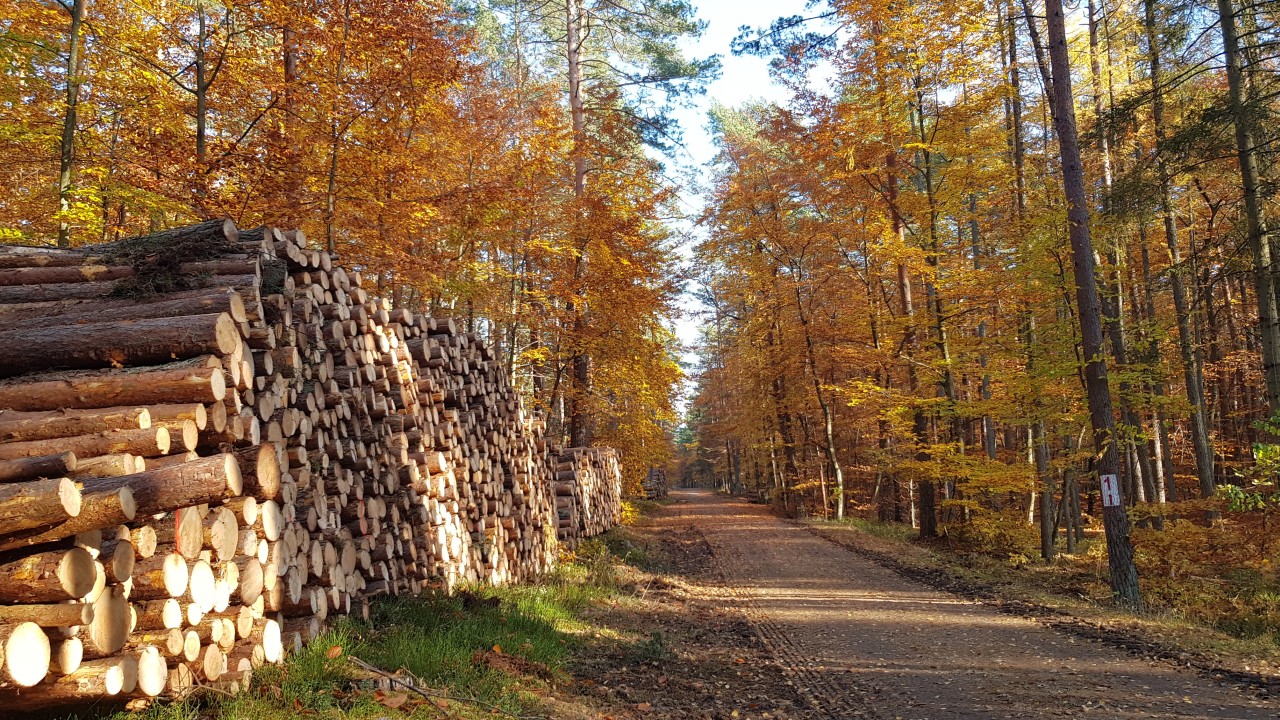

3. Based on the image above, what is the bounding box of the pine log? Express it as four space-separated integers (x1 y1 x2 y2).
0 478 81 536
129 552 188 601
132 598 182 631
0 261 253 289
0 407 150 443
85 584 129 657
134 645 168 697
204 507 238 562
0 603 92 627
1 622 50 686
0 280 115 304
0 287 248 329
146 403 207 432
0 547 96 602
81 453 242 517
5 656 125 704
66 454 140 479
0 358 226 412
0 452 76 483
51 637 83 675
0 265 132 286
99 539 134 583
236 443 282 500
0 486 135 553
0 427 170 461
0 313 241 378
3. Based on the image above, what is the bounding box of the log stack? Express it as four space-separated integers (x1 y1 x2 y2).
0 219 622 710
554 448 623 545
643 468 668 500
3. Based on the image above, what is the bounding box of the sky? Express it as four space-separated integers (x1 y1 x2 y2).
666 0 819 413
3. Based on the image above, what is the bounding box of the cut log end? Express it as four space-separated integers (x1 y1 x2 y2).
4 622 51 687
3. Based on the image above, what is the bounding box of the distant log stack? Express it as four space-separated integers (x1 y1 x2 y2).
643 467 668 500
554 448 623 546
0 219 622 710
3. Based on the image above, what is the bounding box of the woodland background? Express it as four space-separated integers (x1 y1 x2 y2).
9 0 1280 636
680 0 1280 624
0 0 715 492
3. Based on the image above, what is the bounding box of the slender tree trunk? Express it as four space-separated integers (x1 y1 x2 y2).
565 0 592 447
793 279 844 520
325 0 351 253
281 18 301 227
1146 0 1216 497
57 0 86 248
1045 0 1141 607
1216 0 1280 415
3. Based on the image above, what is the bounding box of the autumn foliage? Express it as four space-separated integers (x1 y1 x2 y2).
685 0 1280 619
0 0 704 492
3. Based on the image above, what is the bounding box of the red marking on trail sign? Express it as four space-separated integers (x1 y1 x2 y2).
1100 473 1121 508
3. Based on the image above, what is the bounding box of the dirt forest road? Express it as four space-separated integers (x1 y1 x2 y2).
668 489 1279 719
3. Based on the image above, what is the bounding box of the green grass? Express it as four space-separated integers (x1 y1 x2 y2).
102 558 625 720
834 516 919 543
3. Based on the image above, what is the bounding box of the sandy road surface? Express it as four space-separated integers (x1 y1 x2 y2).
669 489 1278 719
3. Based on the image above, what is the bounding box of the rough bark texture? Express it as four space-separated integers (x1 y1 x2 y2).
0 313 239 378
0 360 226 411
1044 0 1141 607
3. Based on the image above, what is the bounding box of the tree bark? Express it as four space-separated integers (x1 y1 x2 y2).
56 0 85 248
0 547 96 602
0 358 226 411
0 312 240 378
0 478 81 537
0 407 150 443
0 486 134 553
1216 0 1280 415
0 452 77 483
1145 0 1216 497
1044 0 1141 607
82 453 242 517
0 427 171 461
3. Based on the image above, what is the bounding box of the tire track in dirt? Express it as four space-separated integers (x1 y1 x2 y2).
704 531 881 719
678 488 1279 719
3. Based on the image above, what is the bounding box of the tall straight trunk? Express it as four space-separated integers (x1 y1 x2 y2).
565 0 591 447
281 19 301 227
324 0 352 253
1138 223 1178 501
871 21 930 534
915 84 949 534
1026 315 1055 561
1145 0 1216 497
195 8 208 168
57 0 85 248
1088 0 1155 505
793 280 845 520
1045 0 1141 607
1216 0 1280 415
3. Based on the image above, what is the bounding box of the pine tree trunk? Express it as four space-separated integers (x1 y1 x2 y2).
1146 0 1216 497
56 0 85 248
1216 0 1280 415
1044 0 1141 607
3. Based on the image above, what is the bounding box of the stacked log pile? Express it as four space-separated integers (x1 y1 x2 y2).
643 468 668 500
0 219 621 710
554 448 623 545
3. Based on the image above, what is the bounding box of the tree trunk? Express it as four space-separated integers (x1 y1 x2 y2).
0 358 226 412
56 0 86 248
1216 0 1280 415
1145 0 1216 497
1045 0 1141 607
